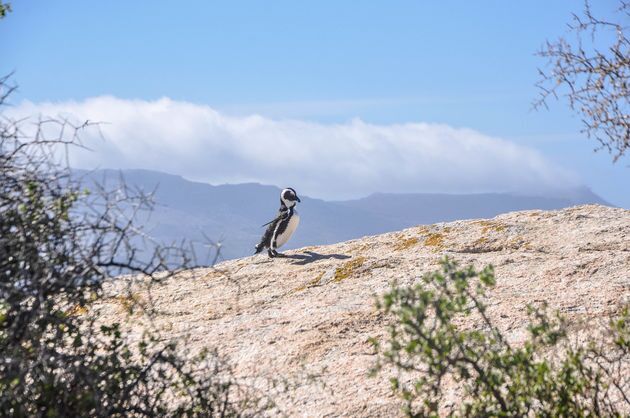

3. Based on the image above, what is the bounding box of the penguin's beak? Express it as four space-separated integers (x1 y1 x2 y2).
296 196 301 203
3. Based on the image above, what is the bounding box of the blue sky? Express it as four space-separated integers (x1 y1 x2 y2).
2 1 628 206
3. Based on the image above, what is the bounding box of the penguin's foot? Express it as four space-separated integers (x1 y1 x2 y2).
268 249 278 258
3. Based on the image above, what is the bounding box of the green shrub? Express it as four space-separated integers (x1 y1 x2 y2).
372 258 629 417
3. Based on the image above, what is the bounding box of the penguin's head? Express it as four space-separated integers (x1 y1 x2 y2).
280 187 301 208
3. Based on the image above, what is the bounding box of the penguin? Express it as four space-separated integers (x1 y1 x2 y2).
254 187 301 258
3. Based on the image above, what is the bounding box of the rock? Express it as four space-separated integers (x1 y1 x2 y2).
96 205 630 417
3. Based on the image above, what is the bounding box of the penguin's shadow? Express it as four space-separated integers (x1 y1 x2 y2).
285 250 351 265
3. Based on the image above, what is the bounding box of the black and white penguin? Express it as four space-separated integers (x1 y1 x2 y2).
254 187 301 258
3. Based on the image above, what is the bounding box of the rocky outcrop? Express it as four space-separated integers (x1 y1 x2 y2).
96 205 630 417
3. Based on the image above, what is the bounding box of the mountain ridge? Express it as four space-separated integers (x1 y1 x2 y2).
74 168 610 261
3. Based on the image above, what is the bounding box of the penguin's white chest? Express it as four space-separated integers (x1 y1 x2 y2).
276 210 300 248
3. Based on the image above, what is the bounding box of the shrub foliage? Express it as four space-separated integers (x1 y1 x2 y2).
372 259 629 417
0 77 270 416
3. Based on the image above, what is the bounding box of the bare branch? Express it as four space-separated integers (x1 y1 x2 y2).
535 0 630 161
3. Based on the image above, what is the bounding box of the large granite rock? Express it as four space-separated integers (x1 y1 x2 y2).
96 205 630 417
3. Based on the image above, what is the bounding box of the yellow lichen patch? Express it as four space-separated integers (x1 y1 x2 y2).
114 292 144 314
200 269 223 280
334 256 366 282
350 243 371 254
507 237 533 251
415 226 430 234
295 271 325 292
474 220 506 234
394 236 419 251
66 303 88 316
473 236 489 247
369 259 396 270
424 233 445 247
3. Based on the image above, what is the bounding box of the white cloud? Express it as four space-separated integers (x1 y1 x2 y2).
7 96 580 200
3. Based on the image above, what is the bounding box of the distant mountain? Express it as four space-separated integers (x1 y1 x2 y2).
334 188 609 227
74 169 610 262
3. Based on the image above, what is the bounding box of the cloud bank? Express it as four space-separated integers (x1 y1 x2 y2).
8 96 579 199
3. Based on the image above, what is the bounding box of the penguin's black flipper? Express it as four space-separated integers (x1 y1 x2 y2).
261 219 275 227
260 210 289 228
